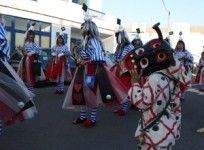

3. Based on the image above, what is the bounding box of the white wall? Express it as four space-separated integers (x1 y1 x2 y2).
102 35 116 53
127 22 204 63
0 0 116 33
0 0 116 51
87 0 102 11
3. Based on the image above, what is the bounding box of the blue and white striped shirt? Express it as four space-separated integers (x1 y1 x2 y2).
0 24 10 59
52 45 70 55
174 49 194 66
24 42 41 54
115 44 134 62
80 38 105 61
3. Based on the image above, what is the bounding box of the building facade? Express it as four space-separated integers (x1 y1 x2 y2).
0 0 117 54
127 22 204 63
1 1 203 62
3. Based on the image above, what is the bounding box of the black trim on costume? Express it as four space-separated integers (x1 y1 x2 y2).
96 64 117 103
72 65 86 105
20 101 34 112
0 60 15 80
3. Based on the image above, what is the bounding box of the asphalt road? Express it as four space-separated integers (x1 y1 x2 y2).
0 86 204 150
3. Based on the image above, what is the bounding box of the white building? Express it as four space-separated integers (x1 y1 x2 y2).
0 0 117 53
127 22 204 63
1 1 203 63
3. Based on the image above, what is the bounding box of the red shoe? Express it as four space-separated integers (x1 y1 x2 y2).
199 89 204 92
83 119 96 128
113 109 127 116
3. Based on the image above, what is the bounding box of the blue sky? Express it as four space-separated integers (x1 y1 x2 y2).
102 0 204 26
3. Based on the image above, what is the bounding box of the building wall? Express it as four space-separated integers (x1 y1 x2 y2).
127 22 204 63
0 0 116 32
0 0 117 52
3 0 203 62
87 0 102 11
102 35 116 53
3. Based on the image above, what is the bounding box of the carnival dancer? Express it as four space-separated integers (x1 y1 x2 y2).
174 32 194 101
0 15 34 101
195 51 204 92
131 28 143 49
62 4 127 127
0 15 37 134
46 27 70 94
111 19 134 116
196 52 204 133
128 23 191 149
17 23 44 93
174 32 194 68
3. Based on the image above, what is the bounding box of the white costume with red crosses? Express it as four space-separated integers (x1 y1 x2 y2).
128 58 191 150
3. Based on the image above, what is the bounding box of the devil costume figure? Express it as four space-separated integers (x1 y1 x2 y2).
17 24 44 93
46 31 70 94
127 23 191 149
111 24 134 116
0 16 37 134
62 9 127 127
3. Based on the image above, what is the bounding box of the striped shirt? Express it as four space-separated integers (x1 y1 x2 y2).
52 45 70 55
115 44 134 62
0 24 10 58
174 49 194 66
80 38 105 61
199 59 204 67
24 42 41 54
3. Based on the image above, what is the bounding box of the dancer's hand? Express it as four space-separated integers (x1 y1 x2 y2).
129 69 143 84
16 46 26 55
79 60 90 65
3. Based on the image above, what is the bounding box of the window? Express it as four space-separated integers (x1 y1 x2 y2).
7 32 11 49
4 16 13 27
3 15 51 51
15 33 40 46
71 38 81 46
72 0 80 4
15 18 27 30
41 23 51 32
15 33 25 46
35 35 40 45
41 36 50 48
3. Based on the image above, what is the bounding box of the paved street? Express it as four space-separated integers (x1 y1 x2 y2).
0 86 204 150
